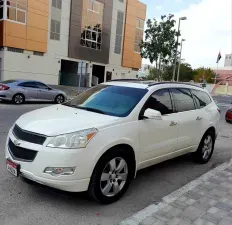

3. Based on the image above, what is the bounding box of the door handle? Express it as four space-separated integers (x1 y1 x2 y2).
196 116 202 121
170 121 178 126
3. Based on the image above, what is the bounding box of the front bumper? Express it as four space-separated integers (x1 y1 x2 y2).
5 130 93 192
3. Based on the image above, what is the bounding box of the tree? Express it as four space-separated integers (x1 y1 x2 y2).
162 63 194 81
193 68 216 83
146 67 160 80
140 14 179 79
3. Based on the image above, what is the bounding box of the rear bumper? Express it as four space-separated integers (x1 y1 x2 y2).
226 111 232 121
0 90 13 101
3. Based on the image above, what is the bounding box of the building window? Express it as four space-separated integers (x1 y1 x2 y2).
33 51 44 56
6 0 27 24
7 47 24 53
50 19 60 41
80 0 104 50
52 0 62 9
0 1 3 20
134 18 144 53
114 11 124 54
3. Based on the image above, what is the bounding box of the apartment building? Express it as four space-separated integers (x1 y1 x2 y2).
225 54 232 67
0 0 146 87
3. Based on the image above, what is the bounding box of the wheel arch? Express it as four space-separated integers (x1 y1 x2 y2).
12 93 25 102
91 143 137 180
205 126 216 140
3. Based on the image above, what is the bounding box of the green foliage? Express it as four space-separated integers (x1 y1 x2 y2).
163 63 194 81
193 68 216 83
146 67 160 80
140 14 179 68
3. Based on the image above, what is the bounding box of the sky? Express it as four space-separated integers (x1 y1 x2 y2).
140 0 231 69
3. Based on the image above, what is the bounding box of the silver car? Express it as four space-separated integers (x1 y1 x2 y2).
0 80 67 104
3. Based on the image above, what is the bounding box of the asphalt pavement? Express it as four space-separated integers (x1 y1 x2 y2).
0 98 232 225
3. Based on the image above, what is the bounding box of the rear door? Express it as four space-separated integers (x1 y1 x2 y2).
191 89 215 142
18 82 39 100
170 88 200 150
36 82 56 101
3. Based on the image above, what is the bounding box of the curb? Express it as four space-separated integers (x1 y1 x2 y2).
119 159 232 225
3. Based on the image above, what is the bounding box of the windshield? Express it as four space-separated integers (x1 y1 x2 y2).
64 85 148 117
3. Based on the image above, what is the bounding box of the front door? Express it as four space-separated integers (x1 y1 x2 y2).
139 89 178 168
36 82 55 101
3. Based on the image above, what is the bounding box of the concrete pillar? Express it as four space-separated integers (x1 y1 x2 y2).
226 81 229 95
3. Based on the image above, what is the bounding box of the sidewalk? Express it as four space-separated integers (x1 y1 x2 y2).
120 160 232 225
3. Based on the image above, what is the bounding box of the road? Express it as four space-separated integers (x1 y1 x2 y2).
0 98 232 225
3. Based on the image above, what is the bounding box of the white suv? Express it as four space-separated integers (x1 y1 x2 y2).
5 81 220 204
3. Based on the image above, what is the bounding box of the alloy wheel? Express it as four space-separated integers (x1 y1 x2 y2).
14 95 23 104
56 95 64 104
100 157 128 197
202 135 213 160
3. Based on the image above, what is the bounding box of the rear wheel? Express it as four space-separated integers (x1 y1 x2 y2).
226 119 231 123
194 131 215 164
13 94 24 104
55 94 65 104
88 148 133 204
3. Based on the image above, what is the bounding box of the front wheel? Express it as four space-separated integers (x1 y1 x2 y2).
194 131 215 164
55 94 65 104
88 149 133 204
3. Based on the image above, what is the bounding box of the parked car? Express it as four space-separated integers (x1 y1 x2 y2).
225 107 232 123
0 80 67 104
5 81 220 204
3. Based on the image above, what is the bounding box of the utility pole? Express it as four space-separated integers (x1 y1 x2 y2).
172 17 187 81
177 39 186 82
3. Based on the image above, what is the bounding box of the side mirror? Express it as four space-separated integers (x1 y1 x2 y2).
143 108 162 120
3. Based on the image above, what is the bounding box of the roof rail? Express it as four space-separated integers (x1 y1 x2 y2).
108 79 140 82
147 81 203 88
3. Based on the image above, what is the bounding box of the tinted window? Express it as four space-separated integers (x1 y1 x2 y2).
191 89 212 108
36 82 49 89
143 89 173 115
171 88 195 112
19 82 37 88
64 85 148 117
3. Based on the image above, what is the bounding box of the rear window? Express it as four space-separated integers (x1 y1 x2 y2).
0 80 17 84
191 89 212 108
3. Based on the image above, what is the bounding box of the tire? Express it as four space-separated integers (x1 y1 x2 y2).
226 119 231 123
88 147 134 204
12 93 25 104
194 130 215 164
55 94 65 104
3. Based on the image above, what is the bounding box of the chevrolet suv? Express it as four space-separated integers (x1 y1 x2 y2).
5 81 220 204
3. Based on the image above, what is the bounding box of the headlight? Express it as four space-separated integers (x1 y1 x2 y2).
47 128 98 149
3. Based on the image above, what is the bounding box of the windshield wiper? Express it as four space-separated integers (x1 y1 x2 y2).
75 106 106 115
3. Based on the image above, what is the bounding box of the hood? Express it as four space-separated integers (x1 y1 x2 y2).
16 105 120 136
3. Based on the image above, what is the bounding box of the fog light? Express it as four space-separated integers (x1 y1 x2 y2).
44 167 76 176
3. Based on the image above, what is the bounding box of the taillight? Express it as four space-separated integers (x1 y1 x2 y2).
0 84 9 90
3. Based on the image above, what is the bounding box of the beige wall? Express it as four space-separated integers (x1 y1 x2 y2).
122 0 146 69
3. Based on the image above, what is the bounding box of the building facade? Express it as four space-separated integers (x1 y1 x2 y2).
0 0 146 87
224 54 232 67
